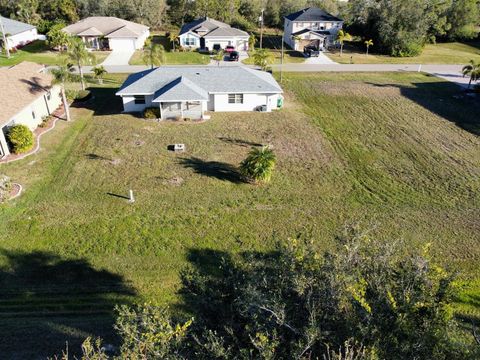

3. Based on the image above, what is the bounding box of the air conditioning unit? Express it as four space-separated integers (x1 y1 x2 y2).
173 143 185 152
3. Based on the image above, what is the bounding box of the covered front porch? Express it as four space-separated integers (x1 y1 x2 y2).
158 100 207 120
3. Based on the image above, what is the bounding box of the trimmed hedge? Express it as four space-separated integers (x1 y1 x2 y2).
143 107 160 119
7 125 34 154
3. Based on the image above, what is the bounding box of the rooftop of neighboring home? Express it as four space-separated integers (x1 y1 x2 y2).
0 16 36 36
116 67 283 99
285 7 343 22
62 16 149 38
0 62 53 126
179 17 249 38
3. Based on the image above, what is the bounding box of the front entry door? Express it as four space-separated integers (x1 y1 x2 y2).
200 37 206 49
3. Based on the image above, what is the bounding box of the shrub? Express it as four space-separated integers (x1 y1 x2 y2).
240 145 276 183
7 125 34 154
143 107 160 119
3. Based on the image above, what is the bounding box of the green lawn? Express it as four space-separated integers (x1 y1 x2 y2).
0 72 479 357
0 40 109 66
243 33 305 65
327 41 480 64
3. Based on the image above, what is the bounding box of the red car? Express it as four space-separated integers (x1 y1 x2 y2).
225 45 235 53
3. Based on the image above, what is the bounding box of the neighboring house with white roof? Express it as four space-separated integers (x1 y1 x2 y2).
116 67 283 120
283 7 343 51
0 16 39 50
0 62 62 158
63 17 150 51
179 17 250 51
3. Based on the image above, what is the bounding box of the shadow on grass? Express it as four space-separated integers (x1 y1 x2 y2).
72 86 123 116
367 80 479 136
179 157 244 183
86 153 112 161
0 250 136 359
218 137 263 147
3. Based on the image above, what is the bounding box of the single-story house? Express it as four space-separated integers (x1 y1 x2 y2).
62 17 150 51
0 62 62 158
116 66 283 120
283 7 343 51
0 16 39 50
179 17 249 51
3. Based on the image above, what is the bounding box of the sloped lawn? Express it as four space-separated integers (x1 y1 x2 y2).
0 72 478 357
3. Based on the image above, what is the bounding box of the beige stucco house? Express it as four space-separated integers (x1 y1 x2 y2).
0 62 62 158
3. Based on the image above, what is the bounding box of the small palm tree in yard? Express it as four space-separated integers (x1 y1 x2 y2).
248 33 256 51
364 39 373 56
92 65 107 84
143 39 166 69
213 50 224 65
168 30 179 51
65 37 96 91
240 146 276 184
50 64 74 121
337 29 352 56
462 60 480 89
252 49 275 71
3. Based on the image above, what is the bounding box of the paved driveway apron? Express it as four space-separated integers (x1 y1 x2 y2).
102 49 136 66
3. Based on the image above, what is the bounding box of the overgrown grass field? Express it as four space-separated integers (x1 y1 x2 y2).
327 41 480 64
0 72 478 357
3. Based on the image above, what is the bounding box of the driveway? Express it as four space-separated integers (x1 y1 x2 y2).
304 52 337 65
209 51 249 66
102 49 135 66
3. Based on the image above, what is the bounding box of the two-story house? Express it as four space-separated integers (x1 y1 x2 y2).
283 7 343 51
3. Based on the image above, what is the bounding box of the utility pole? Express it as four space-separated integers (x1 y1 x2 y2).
0 17 11 59
280 37 284 83
259 9 264 50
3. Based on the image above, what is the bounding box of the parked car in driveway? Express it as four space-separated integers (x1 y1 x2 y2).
304 46 320 57
225 45 235 53
229 51 239 61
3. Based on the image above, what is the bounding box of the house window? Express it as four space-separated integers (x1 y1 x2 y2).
228 94 243 104
46 91 51 101
185 37 196 46
32 109 36 119
134 95 146 104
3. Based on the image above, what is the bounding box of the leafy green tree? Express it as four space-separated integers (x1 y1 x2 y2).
213 50 224 65
337 29 352 56
446 0 480 40
50 64 74 121
46 22 69 50
462 60 480 89
142 39 166 69
240 145 276 183
252 48 274 71
14 0 41 25
248 33 256 51
65 37 96 91
364 39 373 56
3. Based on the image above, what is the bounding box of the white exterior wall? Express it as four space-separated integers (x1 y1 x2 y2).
121 94 155 113
205 37 249 51
109 38 136 51
213 93 279 112
283 19 295 49
135 29 150 49
7 28 38 48
179 33 200 48
0 85 62 157
284 18 344 50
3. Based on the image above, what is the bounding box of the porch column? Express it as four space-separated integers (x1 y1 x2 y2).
158 103 163 119
180 102 184 119
201 101 205 119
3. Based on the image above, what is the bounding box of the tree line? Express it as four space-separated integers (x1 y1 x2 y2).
1 0 479 58
55 230 480 359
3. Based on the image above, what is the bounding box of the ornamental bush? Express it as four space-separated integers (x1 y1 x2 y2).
7 125 34 154
143 107 160 119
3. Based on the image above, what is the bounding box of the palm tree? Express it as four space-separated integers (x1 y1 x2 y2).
168 30 179 51
364 39 373 56
462 60 480 90
252 49 274 71
65 37 96 91
240 146 276 184
0 17 11 58
337 29 352 57
92 65 107 84
50 65 74 121
142 40 166 69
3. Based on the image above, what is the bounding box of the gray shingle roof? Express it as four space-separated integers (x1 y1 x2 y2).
153 76 209 102
116 66 283 98
180 17 248 38
0 16 36 36
285 7 343 22
63 17 148 38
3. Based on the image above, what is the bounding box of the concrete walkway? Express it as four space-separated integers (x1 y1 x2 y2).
102 49 135 66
